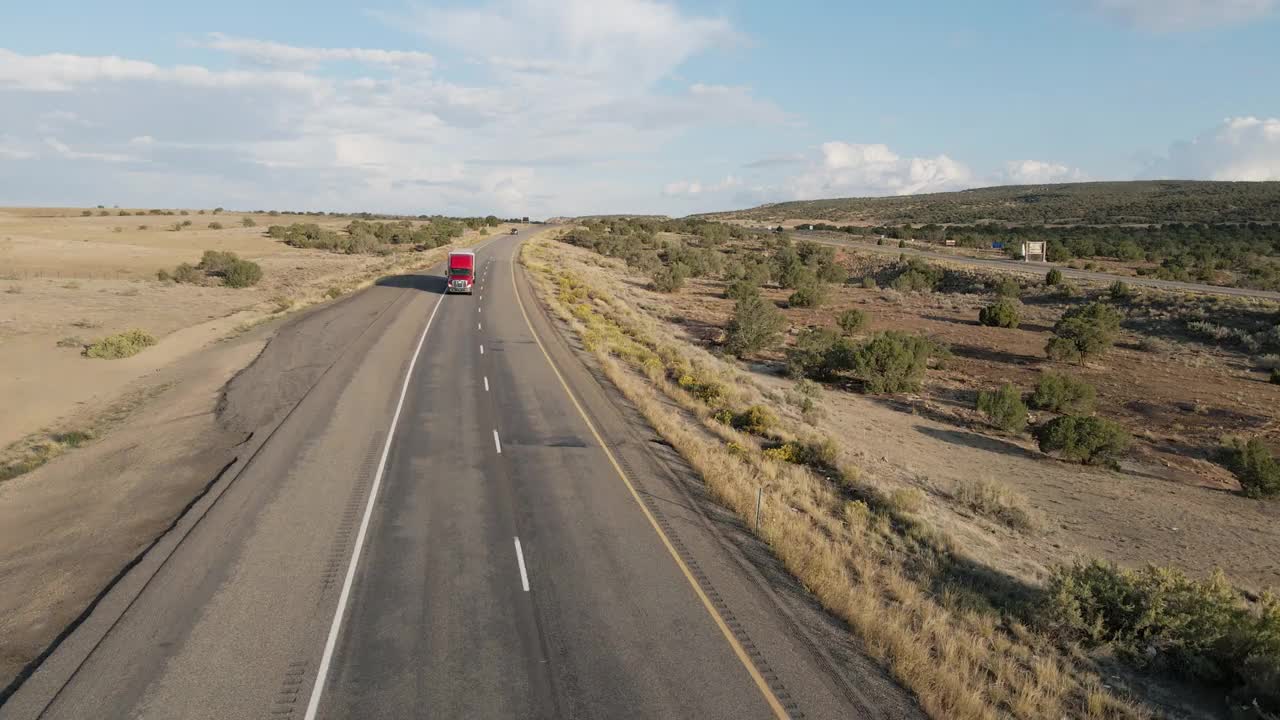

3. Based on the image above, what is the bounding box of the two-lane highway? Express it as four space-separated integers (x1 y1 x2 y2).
316 234 784 718
2 227 902 720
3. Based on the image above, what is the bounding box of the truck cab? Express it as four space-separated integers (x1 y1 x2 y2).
446 250 475 294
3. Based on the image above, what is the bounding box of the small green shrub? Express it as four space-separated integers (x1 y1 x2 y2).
57 336 85 348
1046 302 1123 365
724 294 785 357
992 277 1021 298
851 332 946 394
676 373 725 405
223 259 263 288
1056 282 1083 299
1028 372 1096 414
1272 368 1280 385
1034 415 1130 465
785 327 851 380
731 405 775 434
787 280 827 308
84 329 157 359
182 250 261 288
137 225 148 230
891 258 944 293
861 276 877 290
170 262 201 284
650 263 689 293
1220 437 1280 499
241 217 256 227
1041 561 1280 711
1109 280 1135 302
837 308 867 336
978 297 1020 328
816 261 847 285
208 222 224 230
325 286 344 299
724 278 761 302
976 383 1028 433
1045 268 1064 286
198 250 237 274
181 219 193 227
763 438 837 470
55 430 93 447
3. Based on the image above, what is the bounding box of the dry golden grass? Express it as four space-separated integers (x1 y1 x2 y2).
521 236 1149 720
952 477 1040 531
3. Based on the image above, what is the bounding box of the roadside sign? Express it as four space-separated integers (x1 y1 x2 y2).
992 241 1004 250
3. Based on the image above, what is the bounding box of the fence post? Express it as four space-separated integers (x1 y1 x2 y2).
754 486 763 533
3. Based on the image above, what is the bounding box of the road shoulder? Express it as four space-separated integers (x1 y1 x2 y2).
514 241 923 719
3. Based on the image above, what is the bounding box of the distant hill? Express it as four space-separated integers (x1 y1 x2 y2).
703 181 1280 226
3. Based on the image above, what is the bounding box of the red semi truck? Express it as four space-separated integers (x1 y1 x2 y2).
446 250 475 294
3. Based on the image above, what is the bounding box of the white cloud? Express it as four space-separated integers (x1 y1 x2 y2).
0 48 321 92
0 1 772 216
1144 116 1280 180
44 136 136 163
663 175 740 196
665 180 703 195
787 142 974 199
1081 0 1276 31
197 33 436 70
406 0 741 88
1001 159 1086 184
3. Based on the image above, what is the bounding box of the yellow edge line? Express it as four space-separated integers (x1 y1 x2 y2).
509 242 791 720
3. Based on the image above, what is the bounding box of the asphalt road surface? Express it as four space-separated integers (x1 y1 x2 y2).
2 228 912 720
797 230 1280 301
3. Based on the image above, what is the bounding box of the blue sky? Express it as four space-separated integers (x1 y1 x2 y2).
1 0 1278 217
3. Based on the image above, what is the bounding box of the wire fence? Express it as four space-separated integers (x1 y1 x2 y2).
1 268 142 281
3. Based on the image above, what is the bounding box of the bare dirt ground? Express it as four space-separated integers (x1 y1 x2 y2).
567 241 1280 597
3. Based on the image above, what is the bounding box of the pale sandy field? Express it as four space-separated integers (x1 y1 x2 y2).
0 208 497 451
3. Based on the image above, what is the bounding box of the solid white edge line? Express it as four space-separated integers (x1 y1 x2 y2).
493 428 502 454
302 284 449 720
514 537 530 592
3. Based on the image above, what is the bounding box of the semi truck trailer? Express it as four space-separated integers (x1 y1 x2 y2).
447 250 475 294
